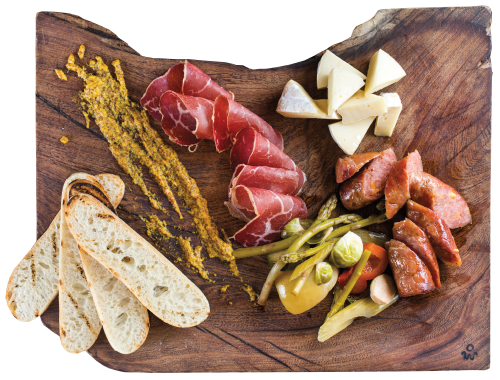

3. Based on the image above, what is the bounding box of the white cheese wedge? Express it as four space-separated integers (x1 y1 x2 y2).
329 117 376 155
375 93 402 137
276 80 339 119
317 50 366 89
338 90 387 125
314 99 341 120
327 67 365 116
365 49 406 95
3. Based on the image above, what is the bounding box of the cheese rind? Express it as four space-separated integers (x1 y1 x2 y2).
329 117 376 155
375 93 402 137
317 50 366 89
337 90 387 125
365 49 406 95
327 67 365 116
314 99 341 120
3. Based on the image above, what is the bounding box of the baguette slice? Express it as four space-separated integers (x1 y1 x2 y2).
5 174 123 322
65 194 210 327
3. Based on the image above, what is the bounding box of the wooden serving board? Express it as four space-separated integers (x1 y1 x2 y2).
36 7 491 371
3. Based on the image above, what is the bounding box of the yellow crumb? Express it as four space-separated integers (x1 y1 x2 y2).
220 285 230 293
82 111 90 128
60 136 69 144
55 69 67 81
78 44 85 59
67 54 75 64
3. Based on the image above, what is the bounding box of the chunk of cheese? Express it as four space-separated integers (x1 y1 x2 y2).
314 99 341 120
365 49 406 95
328 67 365 116
338 90 387 125
317 50 366 90
329 117 376 155
276 80 339 119
375 93 402 137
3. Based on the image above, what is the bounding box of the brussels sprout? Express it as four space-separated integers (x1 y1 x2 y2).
315 262 334 285
330 231 363 268
281 218 313 239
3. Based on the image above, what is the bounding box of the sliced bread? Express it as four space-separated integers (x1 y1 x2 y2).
65 194 210 327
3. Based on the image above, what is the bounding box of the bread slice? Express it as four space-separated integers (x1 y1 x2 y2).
5 174 124 322
65 194 210 327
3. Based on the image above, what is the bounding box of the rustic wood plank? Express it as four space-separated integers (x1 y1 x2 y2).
36 7 490 371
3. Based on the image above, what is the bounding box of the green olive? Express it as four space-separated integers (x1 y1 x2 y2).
315 262 334 285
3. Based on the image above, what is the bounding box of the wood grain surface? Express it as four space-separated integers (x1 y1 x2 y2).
35 7 491 371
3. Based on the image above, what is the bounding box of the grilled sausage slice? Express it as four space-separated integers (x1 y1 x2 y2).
335 152 381 183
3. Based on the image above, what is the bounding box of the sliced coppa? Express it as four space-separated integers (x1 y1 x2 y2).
339 148 397 210
385 150 423 219
230 127 306 190
182 61 234 101
335 152 381 183
385 239 435 297
229 164 302 197
393 218 441 288
406 200 461 266
226 185 308 247
410 171 471 229
213 95 284 152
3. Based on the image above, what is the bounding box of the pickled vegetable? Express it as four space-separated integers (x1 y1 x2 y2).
330 231 363 268
291 243 334 281
351 229 388 247
281 218 313 239
370 274 397 305
316 262 334 285
267 244 309 269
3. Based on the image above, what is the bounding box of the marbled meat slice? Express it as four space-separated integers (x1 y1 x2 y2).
410 171 471 229
385 240 435 297
406 200 461 266
385 150 423 219
182 61 234 101
226 185 307 247
393 218 441 288
335 152 381 183
213 95 284 152
339 148 397 210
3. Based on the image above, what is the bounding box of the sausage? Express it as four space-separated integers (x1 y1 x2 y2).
335 152 381 183
406 200 461 266
385 151 423 219
385 240 435 297
393 218 441 288
339 148 397 210
410 171 471 229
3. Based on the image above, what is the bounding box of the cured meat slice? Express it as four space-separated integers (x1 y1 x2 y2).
230 128 306 190
385 151 423 219
182 61 234 101
406 200 461 266
159 91 214 146
410 171 471 229
339 148 397 210
385 240 435 297
393 218 441 288
141 63 184 122
229 164 302 197
213 96 284 152
335 152 380 183
227 185 307 247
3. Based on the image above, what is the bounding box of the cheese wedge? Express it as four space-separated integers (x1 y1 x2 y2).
338 90 387 125
327 67 365 116
329 117 376 155
317 50 366 89
375 93 402 137
365 49 406 95
277 80 339 119
314 99 341 120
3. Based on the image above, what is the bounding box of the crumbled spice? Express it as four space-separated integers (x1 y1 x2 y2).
67 54 75 64
243 284 258 302
77 44 85 59
177 236 211 281
220 285 230 293
60 136 69 144
82 111 90 128
55 69 67 81
140 214 173 240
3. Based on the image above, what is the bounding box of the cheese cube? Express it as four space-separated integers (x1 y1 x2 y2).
327 67 365 116
365 49 406 95
375 93 402 137
337 90 387 124
314 99 341 120
329 117 376 155
317 50 366 90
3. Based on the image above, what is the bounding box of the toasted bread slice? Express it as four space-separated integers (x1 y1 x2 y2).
5 174 124 322
65 194 210 327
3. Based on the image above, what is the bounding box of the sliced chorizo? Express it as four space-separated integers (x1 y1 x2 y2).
335 152 381 183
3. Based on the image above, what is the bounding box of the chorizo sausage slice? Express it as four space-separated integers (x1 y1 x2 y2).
335 152 381 183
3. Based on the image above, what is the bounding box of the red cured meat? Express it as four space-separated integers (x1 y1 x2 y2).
230 128 306 190
229 164 302 197
140 63 184 122
339 148 397 210
385 151 423 219
182 61 234 101
335 152 380 183
406 200 461 266
393 218 441 288
386 240 435 297
226 185 307 247
410 171 471 229
159 91 214 146
213 96 284 152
